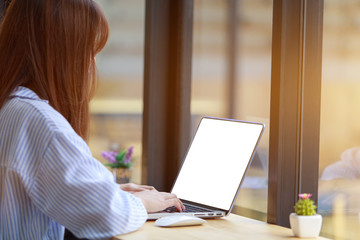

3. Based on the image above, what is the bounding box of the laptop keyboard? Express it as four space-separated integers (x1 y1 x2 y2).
165 204 210 213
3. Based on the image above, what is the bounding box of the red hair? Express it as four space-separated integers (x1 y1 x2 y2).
0 0 109 140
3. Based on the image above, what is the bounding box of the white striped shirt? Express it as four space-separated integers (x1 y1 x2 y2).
0 87 147 239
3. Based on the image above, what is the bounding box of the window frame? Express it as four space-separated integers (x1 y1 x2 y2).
142 0 324 228
268 0 324 227
142 0 194 192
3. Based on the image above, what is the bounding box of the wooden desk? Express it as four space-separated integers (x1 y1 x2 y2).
113 214 330 240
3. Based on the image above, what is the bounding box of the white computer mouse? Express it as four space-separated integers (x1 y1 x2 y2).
155 215 206 227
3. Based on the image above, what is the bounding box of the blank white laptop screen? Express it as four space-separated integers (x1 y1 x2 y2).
171 118 264 211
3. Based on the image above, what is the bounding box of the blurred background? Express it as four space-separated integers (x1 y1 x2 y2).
89 1 360 239
319 1 360 239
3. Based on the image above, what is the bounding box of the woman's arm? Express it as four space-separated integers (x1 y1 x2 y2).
28 131 147 239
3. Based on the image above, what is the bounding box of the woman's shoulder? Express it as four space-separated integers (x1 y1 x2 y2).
3 93 74 135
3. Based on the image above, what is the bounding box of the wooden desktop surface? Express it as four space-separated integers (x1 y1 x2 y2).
113 214 330 240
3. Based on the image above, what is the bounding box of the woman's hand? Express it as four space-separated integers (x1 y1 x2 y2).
119 183 156 193
133 190 185 213
120 183 185 213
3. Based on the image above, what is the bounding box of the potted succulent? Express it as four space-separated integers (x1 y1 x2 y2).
289 193 323 238
102 146 133 184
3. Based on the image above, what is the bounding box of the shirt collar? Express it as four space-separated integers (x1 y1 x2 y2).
9 86 49 104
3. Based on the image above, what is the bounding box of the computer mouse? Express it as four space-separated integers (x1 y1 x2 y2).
155 215 206 227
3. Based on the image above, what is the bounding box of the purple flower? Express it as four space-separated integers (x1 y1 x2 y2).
124 146 134 164
101 151 118 164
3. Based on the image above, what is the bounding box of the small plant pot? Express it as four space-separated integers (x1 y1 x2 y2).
112 168 131 184
289 213 322 238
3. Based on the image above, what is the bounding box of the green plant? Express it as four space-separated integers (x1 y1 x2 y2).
294 193 317 216
102 146 133 169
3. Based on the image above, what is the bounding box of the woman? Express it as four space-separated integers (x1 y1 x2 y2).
0 0 184 239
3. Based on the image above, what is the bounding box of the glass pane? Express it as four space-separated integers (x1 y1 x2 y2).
319 0 360 239
191 0 272 221
89 0 145 184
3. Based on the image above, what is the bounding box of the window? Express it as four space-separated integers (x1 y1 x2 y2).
89 0 145 184
319 0 360 239
192 0 273 221
91 2 328 233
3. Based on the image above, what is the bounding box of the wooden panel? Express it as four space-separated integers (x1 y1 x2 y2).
298 0 323 201
0 0 7 21
142 0 193 191
225 0 238 119
268 0 323 227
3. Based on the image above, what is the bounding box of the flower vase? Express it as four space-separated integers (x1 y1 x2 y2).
112 168 131 184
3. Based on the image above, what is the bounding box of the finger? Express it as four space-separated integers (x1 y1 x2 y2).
161 193 185 211
119 183 134 191
130 186 155 193
138 185 156 191
179 199 185 211
163 193 185 210
120 183 155 192
166 198 184 212
176 198 186 211
166 193 185 211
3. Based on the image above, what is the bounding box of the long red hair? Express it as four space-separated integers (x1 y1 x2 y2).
0 0 109 140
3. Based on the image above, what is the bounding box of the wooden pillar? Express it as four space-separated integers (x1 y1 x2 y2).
142 0 194 191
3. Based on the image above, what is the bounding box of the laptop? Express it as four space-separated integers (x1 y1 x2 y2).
148 117 265 220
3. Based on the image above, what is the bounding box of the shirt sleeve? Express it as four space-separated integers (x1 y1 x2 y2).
28 130 147 239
